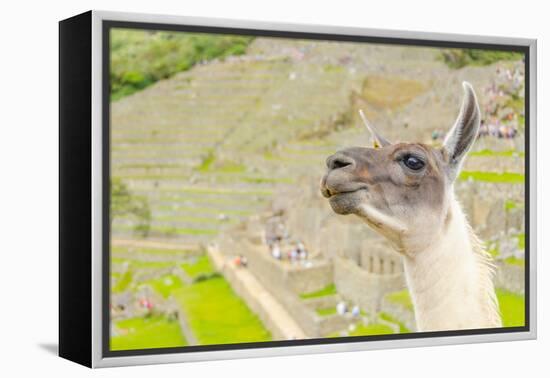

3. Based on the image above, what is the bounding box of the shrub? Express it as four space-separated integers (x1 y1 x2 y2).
111 177 151 237
440 49 523 69
110 29 254 100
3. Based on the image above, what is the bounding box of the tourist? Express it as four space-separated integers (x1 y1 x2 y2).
271 243 282 260
336 301 347 315
289 248 298 263
351 305 360 318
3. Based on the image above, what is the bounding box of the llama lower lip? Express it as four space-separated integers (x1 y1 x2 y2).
330 187 368 197
327 188 369 215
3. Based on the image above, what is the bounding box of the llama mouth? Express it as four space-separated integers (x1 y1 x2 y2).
325 188 363 198
320 182 368 199
320 174 368 199
327 188 368 215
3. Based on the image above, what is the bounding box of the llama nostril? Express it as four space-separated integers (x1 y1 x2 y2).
327 154 354 170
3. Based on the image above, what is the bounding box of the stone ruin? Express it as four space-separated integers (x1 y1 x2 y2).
216 173 526 337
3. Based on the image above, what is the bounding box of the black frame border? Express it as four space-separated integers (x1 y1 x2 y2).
101 19 531 359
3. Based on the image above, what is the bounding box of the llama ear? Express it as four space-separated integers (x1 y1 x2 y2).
359 109 391 148
442 82 481 180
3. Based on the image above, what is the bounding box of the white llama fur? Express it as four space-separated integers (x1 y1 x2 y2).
402 194 501 331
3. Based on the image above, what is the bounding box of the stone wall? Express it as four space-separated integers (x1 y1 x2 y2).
456 180 524 240
333 257 405 313
495 262 525 295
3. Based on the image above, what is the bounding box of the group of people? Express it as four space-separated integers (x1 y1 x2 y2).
233 254 248 268
268 241 309 264
336 301 361 318
264 215 310 265
431 64 524 144
478 118 518 139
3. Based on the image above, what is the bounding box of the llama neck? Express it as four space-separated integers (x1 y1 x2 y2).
402 197 501 331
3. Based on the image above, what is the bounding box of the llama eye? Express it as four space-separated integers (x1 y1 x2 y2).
402 155 425 171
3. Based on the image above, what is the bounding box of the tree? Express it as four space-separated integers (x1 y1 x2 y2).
111 177 151 237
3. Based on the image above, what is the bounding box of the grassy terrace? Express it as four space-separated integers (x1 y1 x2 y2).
386 289 525 327
111 251 271 347
498 289 525 327
111 315 186 351
141 275 184 298
349 323 394 336
181 255 216 280
328 322 396 338
316 307 337 317
459 171 525 184
379 312 410 333
385 290 414 312
470 149 525 158
173 276 272 345
299 283 337 299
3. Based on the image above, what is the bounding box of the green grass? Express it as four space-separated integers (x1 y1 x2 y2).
316 307 337 317
379 312 411 333
241 176 295 184
504 199 521 211
386 290 414 312
516 233 525 250
173 276 271 345
181 255 215 279
299 283 337 299
113 224 218 236
156 205 254 217
111 257 174 269
110 29 253 100
349 323 395 336
497 289 525 327
140 274 184 298
384 289 524 328
111 315 186 351
504 256 525 267
111 246 197 256
112 270 133 293
470 149 525 158
459 171 525 184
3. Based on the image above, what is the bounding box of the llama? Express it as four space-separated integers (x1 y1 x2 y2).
320 82 501 331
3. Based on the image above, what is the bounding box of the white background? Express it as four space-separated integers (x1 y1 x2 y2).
0 0 546 376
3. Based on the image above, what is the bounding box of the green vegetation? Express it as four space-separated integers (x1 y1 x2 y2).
181 255 216 280
173 276 271 344
504 199 521 211
112 223 218 237
440 49 524 69
111 257 173 269
497 289 525 327
349 323 394 336
299 283 337 299
316 307 337 317
379 312 410 333
516 233 525 250
459 171 524 184
504 256 524 267
196 150 216 172
112 270 133 293
141 274 184 298
386 290 414 312
111 315 186 351
110 29 253 100
384 289 524 328
111 177 151 236
470 149 525 158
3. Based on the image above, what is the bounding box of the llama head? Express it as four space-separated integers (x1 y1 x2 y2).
320 82 481 254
